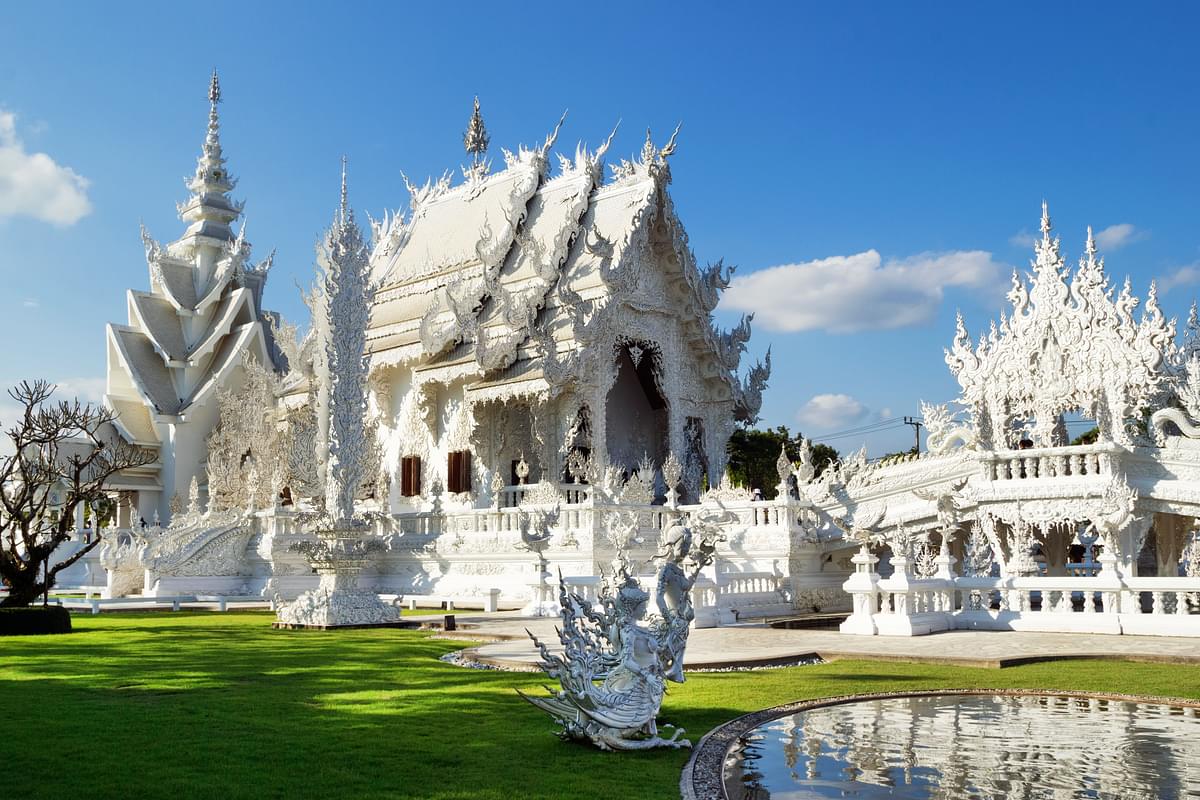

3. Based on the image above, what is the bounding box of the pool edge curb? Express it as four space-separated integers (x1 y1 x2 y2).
679 688 1200 800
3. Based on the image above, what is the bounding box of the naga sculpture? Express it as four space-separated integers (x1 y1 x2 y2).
519 515 724 751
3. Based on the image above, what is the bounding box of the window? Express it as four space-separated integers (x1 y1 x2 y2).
400 456 421 497
447 450 472 494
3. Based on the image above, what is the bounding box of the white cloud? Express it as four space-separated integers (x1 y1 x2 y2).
21 298 38 308
1158 262 1200 294
52 376 107 404
721 249 1010 334
796 393 868 431
1009 229 1036 249
1094 223 1145 251
0 110 92 225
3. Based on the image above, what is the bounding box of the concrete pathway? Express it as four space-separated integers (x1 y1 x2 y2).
440 615 1200 669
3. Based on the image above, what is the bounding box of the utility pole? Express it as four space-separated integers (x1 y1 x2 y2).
903 416 923 454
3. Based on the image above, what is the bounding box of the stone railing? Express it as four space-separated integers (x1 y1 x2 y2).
562 570 791 628
385 493 808 546
978 442 1119 482
715 571 792 621
499 483 591 508
842 549 1200 637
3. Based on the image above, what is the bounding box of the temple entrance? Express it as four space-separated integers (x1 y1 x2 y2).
605 342 668 479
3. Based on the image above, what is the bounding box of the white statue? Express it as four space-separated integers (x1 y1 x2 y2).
520 515 723 751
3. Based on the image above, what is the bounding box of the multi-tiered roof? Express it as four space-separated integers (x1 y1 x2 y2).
366 107 768 421
105 72 275 450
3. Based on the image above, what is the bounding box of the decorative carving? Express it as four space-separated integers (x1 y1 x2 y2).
141 511 250 577
206 354 281 512
187 476 201 515
947 208 1175 447
275 169 398 629
920 401 977 454
733 348 771 425
519 479 561 507
620 454 656 506
520 512 722 751
702 472 752 504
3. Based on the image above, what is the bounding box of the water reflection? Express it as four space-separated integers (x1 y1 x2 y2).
724 693 1200 799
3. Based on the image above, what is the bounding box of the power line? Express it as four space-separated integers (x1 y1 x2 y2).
813 422 910 443
813 426 907 443
809 417 905 439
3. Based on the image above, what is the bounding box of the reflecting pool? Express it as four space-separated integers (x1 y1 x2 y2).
724 693 1200 799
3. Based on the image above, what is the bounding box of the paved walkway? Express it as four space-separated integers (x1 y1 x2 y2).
436 614 1200 669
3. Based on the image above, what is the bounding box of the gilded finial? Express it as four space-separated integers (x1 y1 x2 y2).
209 69 221 105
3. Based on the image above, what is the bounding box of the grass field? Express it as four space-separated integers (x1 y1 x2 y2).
3 612 1199 800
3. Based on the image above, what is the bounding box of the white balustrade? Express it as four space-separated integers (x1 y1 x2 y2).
843 569 1200 637
980 442 1117 482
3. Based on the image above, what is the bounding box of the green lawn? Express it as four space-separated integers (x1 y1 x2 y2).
400 606 494 617
2 612 1199 800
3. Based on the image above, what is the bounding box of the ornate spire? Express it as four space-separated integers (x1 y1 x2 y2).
1040 200 1051 238
339 155 350 227
208 68 221 119
317 162 371 522
463 96 490 164
197 69 228 185
179 69 241 241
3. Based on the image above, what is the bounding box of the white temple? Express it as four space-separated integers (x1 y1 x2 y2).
69 75 1200 637
102 72 278 525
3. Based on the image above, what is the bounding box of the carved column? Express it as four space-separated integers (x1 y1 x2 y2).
1153 513 1192 576
1042 523 1070 577
1115 514 1154 578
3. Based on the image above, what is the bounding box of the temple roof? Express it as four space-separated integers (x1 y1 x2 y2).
105 73 276 453
364 117 766 418
109 326 184 416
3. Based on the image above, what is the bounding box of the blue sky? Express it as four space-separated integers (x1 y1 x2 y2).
3 2 1200 456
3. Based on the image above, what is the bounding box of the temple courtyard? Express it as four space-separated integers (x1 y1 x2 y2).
10 7 1200 799
2 611 1198 800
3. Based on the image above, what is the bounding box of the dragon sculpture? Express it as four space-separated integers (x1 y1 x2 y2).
519 515 724 751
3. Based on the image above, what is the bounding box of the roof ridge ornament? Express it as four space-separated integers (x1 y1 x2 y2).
464 96 490 161
610 123 682 183
946 202 1177 449
541 110 567 156
557 120 620 181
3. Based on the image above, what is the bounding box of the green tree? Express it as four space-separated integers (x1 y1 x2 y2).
878 446 919 460
726 426 838 500
1071 427 1099 445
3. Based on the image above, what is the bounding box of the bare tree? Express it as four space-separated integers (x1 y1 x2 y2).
0 380 155 607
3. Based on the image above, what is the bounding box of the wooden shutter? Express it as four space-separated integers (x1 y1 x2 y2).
400 456 421 497
447 451 472 494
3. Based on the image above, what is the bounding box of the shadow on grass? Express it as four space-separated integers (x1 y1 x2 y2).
4 613 1199 800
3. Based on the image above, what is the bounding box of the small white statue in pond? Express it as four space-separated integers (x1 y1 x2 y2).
519 515 724 751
